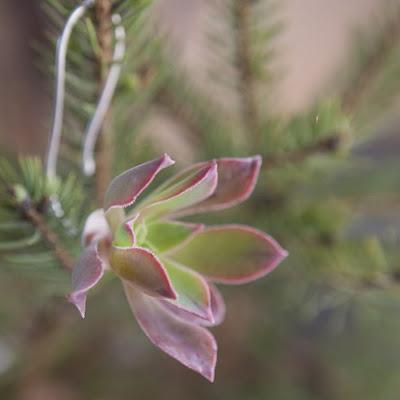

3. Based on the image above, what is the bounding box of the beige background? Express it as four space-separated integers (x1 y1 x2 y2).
155 0 384 112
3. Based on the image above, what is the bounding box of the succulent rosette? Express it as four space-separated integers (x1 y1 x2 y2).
67 154 288 381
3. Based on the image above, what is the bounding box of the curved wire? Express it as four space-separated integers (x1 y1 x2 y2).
82 14 126 177
46 0 95 179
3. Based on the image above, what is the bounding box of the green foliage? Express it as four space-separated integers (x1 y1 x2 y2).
335 4 400 132
0 158 84 293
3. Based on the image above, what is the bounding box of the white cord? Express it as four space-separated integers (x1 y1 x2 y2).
82 14 126 177
46 0 95 179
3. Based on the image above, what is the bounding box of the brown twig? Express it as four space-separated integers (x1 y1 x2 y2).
23 206 74 271
341 7 400 115
233 0 260 147
94 0 114 205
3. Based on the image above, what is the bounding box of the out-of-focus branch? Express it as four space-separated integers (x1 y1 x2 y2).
94 0 114 205
341 8 400 115
23 206 74 271
233 0 260 147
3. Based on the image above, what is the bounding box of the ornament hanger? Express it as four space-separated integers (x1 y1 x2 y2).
45 0 126 180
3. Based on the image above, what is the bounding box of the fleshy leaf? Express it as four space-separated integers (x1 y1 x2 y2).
172 156 261 216
162 259 212 322
113 216 138 248
104 154 174 214
169 225 288 284
123 283 217 381
110 246 176 299
137 161 218 220
161 284 225 327
145 220 204 253
67 244 105 318
205 284 226 326
82 209 111 246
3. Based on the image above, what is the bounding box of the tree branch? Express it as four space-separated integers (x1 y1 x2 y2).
341 7 400 115
94 0 114 205
23 206 74 271
233 0 260 147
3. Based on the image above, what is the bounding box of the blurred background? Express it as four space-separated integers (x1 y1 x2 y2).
1 0 400 399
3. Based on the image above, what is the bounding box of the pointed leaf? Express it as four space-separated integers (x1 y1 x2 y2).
104 154 174 214
174 156 262 216
113 215 138 248
67 244 105 318
137 162 218 220
124 283 217 381
162 259 212 322
169 225 288 284
206 284 226 326
161 284 225 327
110 246 176 299
145 220 204 253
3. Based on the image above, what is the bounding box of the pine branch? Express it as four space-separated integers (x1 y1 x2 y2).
341 7 400 115
233 0 260 147
94 0 114 204
0 158 81 275
22 206 74 271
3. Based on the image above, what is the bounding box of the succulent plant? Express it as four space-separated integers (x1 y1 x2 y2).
68 154 288 381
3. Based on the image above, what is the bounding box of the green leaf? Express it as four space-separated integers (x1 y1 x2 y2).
145 220 203 253
169 225 288 284
161 258 212 322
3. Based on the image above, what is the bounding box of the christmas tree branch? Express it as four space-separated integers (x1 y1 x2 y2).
233 0 260 147
23 206 74 271
94 0 114 204
341 7 400 115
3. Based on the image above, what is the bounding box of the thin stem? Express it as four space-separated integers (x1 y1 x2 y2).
23 206 74 271
46 0 95 179
341 7 400 115
233 0 260 147
94 0 114 205
82 14 126 176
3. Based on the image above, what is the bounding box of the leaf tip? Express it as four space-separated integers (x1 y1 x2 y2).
161 153 175 168
67 292 86 319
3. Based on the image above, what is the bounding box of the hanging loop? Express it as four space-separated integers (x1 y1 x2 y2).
45 1 126 180
46 0 95 179
82 13 126 177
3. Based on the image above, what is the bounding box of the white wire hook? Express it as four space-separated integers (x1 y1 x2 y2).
82 14 126 177
45 1 126 180
46 0 95 180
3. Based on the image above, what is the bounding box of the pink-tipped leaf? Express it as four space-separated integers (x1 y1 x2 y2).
123 282 217 381
169 225 288 284
110 246 176 299
162 258 213 322
161 283 226 327
67 244 105 318
112 216 138 248
104 154 174 214
173 156 262 216
137 161 218 220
